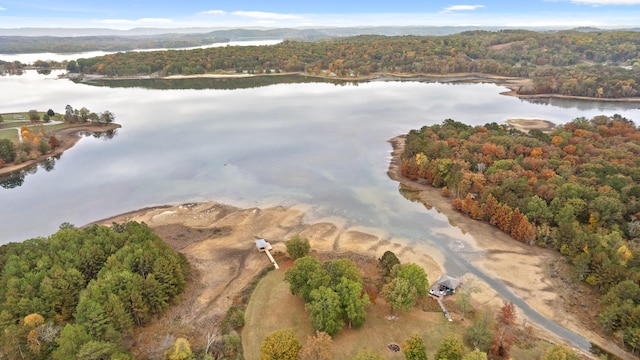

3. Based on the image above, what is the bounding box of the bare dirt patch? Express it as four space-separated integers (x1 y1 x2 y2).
505 119 557 133
95 202 444 359
82 133 635 359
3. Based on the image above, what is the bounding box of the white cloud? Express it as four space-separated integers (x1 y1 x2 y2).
0 7 6 11
98 18 174 25
198 10 226 16
138 18 173 23
443 5 486 11
571 0 640 4
231 11 303 20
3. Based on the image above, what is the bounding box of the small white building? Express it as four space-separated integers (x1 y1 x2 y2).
255 239 272 251
255 239 279 269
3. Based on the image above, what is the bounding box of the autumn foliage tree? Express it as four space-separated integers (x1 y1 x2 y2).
260 328 300 360
435 334 466 360
402 334 428 360
163 338 195 360
490 302 516 359
298 331 333 360
402 116 640 350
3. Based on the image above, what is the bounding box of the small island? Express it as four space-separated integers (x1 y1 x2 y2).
0 106 121 178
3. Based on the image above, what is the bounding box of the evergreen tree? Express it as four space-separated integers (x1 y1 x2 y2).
378 250 400 279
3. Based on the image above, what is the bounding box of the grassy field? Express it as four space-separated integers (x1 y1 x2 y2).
0 112 81 142
0 128 18 141
242 266 555 360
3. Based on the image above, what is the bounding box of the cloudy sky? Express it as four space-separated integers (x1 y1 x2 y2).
0 0 639 29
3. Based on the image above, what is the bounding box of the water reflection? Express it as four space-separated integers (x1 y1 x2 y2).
2 72 638 353
0 155 58 189
521 97 640 111
0 69 24 76
74 74 358 90
0 174 25 189
1 130 117 189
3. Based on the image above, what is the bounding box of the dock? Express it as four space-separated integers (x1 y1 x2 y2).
255 239 279 269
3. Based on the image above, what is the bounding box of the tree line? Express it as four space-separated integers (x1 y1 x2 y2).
0 35 228 54
401 117 640 354
0 221 189 359
67 29 640 98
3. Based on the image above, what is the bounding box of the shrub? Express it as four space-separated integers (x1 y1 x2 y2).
285 234 310 259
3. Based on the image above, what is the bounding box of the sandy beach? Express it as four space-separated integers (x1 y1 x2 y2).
86 133 638 359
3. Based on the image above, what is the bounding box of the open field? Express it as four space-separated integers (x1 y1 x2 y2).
242 261 553 360
0 129 18 141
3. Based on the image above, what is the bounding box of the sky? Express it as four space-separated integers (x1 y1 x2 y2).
1 0 640 29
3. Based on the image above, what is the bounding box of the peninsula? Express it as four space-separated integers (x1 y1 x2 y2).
0 107 120 178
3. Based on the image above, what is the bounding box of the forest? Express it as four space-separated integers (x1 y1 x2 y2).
0 34 228 54
63 29 640 98
0 222 188 359
401 116 640 354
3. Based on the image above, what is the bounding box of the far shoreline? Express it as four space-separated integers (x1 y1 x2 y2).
71 70 640 103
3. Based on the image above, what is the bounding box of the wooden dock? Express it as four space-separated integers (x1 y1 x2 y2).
255 239 279 269
432 294 452 321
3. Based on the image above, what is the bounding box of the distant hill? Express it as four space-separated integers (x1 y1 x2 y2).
3 25 625 38
1 26 637 54
0 26 502 54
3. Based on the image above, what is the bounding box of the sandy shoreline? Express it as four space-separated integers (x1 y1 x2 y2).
83 133 638 359
14 119 613 358
93 202 443 358
387 136 634 360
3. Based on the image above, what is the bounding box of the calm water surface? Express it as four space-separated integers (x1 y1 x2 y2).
3 72 637 246
2 69 640 351
0 40 283 64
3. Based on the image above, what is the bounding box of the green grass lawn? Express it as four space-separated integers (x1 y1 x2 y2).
243 268 554 360
0 128 19 141
242 268 467 359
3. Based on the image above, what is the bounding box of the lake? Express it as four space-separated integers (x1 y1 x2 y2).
0 39 283 64
2 70 640 248
3 64 640 351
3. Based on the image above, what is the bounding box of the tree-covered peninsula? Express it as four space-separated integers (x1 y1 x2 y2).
69 30 640 99
401 116 640 354
0 222 188 359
